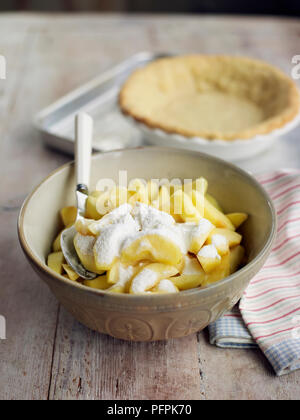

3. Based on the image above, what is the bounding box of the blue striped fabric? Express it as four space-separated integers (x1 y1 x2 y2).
208 310 300 375
208 308 257 349
265 339 300 376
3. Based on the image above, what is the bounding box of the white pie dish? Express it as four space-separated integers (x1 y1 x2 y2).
126 112 300 162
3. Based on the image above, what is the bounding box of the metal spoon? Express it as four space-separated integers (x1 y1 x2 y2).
61 112 97 280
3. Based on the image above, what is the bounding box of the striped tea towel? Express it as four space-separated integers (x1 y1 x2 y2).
208 169 300 376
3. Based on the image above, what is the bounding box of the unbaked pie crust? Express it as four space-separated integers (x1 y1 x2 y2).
119 55 300 141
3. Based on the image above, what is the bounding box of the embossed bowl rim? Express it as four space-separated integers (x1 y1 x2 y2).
18 147 277 305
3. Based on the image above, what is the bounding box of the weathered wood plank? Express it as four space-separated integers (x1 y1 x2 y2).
0 27 61 401
48 308 202 400
197 331 300 400
0 211 59 400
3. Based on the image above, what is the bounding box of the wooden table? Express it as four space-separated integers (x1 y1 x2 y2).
1 13 300 400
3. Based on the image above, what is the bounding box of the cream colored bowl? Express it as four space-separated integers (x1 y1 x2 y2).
18 148 276 341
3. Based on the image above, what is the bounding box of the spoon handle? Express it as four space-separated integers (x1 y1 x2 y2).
75 112 93 192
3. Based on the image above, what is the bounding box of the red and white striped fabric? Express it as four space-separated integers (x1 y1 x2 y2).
240 170 300 374
210 170 300 376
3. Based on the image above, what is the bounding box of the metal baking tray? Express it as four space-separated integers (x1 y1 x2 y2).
34 52 170 155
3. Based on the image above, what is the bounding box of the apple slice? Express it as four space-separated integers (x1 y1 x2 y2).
83 275 111 290
85 191 103 219
201 253 231 287
171 190 201 223
52 230 63 252
158 185 171 214
171 256 206 290
204 198 235 231
152 279 179 294
47 251 65 275
93 214 138 271
87 203 132 236
74 232 104 275
121 229 183 268
205 193 224 212
75 218 95 236
60 206 77 227
62 264 80 281
206 233 229 256
130 263 179 294
229 245 245 274
226 213 248 229
197 244 222 273
208 228 242 248
189 218 214 254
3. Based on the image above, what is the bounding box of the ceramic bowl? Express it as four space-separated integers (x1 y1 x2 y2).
18 147 276 342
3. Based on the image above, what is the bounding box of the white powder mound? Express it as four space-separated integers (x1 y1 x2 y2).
90 203 133 234
192 218 213 237
77 203 215 274
157 279 178 293
132 202 175 230
174 223 195 253
115 264 134 287
131 268 158 294
93 214 139 266
174 218 213 253
74 233 96 256
211 234 228 248
198 244 221 260
161 226 188 253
